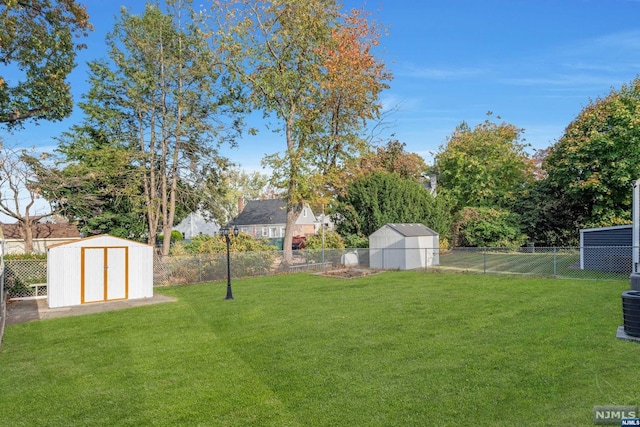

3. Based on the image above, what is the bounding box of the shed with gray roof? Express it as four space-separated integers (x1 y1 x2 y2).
369 223 439 270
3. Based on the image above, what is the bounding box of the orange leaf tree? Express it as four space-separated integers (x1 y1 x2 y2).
210 0 391 262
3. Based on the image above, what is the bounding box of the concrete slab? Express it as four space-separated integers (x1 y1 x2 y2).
6 294 177 325
616 325 640 343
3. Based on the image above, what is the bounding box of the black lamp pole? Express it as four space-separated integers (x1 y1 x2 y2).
221 226 239 300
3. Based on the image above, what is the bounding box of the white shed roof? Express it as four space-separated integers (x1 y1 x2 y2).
47 234 152 250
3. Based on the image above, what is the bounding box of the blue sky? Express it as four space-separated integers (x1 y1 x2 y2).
4 0 640 173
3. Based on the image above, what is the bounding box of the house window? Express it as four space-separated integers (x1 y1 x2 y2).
270 227 277 237
262 227 268 237
280 227 285 237
303 208 308 217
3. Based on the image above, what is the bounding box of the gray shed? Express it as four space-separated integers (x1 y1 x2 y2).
369 223 439 270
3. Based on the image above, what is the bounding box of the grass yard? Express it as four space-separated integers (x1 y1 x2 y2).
0 271 638 426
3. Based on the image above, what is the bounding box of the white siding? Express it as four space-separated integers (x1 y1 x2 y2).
128 246 154 299
47 246 82 308
403 237 423 270
369 226 404 269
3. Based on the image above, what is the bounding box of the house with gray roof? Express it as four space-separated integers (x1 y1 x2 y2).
229 199 317 240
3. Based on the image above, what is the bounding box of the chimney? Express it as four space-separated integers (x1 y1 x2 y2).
238 197 244 214
429 174 437 196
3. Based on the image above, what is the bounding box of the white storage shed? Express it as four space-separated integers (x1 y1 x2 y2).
369 223 439 270
47 235 154 309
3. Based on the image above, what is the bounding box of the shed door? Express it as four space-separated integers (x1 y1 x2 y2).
81 247 128 304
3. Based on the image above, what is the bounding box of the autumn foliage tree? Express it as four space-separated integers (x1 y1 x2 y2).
210 1 391 262
312 8 392 191
360 140 427 182
321 139 427 197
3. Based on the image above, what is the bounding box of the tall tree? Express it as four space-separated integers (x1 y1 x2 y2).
544 77 640 229
36 122 148 239
0 0 91 128
360 139 427 182
513 178 584 246
435 114 534 210
220 168 269 220
322 139 427 198
47 2 240 254
0 145 49 253
311 8 392 192
210 0 390 262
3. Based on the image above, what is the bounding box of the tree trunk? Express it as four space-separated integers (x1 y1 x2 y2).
282 201 301 265
21 219 34 255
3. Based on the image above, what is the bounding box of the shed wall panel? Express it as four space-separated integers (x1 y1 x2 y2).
83 248 106 303
106 247 127 300
128 246 154 299
48 246 82 308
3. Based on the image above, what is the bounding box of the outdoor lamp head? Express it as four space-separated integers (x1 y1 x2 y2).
220 227 229 236
233 226 239 237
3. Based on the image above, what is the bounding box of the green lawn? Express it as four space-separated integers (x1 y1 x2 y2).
0 272 638 426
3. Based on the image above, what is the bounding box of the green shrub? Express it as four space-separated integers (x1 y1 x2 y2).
4 253 47 260
454 206 527 248
342 234 369 248
304 229 345 250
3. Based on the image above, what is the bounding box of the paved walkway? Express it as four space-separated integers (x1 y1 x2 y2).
5 294 177 324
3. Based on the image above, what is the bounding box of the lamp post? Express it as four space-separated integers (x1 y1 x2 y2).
220 225 239 300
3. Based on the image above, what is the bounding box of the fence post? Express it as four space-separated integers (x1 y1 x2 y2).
424 248 428 272
198 255 202 282
553 247 557 278
483 247 487 274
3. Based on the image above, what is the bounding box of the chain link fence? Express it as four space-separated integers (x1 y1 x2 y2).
153 248 361 285
0 257 5 346
4 246 633 299
5 259 47 299
433 246 631 281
